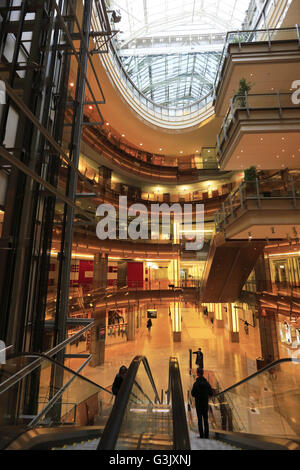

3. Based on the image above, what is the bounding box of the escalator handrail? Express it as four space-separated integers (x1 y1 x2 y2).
215 357 300 397
98 355 160 450
0 322 94 393
169 357 191 450
210 429 300 450
0 352 113 396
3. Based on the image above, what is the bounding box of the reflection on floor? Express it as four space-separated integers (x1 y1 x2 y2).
64 304 300 440
78 305 261 394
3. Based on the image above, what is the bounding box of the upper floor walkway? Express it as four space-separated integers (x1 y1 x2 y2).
214 169 300 241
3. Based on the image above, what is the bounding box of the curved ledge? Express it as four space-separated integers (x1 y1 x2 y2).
80 119 221 183
95 26 215 129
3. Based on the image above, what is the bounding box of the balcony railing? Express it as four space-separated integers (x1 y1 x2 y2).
214 170 300 234
214 25 300 97
243 280 300 299
216 91 299 155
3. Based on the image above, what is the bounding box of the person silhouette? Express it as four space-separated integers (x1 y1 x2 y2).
191 368 214 438
193 348 204 369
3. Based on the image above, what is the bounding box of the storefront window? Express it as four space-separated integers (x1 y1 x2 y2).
279 321 300 349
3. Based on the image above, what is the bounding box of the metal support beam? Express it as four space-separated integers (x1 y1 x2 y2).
54 0 93 363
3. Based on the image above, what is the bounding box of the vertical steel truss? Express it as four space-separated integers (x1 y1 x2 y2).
0 0 113 359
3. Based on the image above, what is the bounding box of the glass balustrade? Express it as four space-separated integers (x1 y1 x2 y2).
210 359 300 438
0 354 113 429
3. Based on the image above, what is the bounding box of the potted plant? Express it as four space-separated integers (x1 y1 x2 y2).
244 165 257 194
235 78 253 108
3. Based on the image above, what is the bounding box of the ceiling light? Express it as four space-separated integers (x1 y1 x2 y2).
106 122 109 126
180 151 183 154
159 148 163 151
140 143 143 146
121 134 125 137
70 82 74 87
88 105 93 110
195 150 199 153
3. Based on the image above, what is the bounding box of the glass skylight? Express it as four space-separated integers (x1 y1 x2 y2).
107 0 252 108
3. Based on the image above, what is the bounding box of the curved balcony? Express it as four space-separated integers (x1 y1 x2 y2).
214 170 300 240
81 120 220 183
74 174 235 214
216 91 300 171
213 26 300 116
91 5 215 130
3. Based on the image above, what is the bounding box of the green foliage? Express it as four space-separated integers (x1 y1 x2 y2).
244 166 257 182
235 78 253 107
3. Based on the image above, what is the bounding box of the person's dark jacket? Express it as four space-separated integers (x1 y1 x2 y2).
112 373 124 396
191 376 213 407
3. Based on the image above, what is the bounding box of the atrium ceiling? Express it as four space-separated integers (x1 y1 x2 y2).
108 0 252 108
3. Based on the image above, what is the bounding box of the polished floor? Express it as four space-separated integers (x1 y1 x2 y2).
64 303 300 439
79 304 262 393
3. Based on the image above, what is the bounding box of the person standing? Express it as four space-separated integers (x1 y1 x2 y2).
193 347 204 369
191 368 214 438
147 318 152 333
112 365 128 397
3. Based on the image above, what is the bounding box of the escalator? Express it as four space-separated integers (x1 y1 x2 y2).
187 358 300 450
98 355 190 450
0 353 189 450
201 233 265 302
0 353 300 450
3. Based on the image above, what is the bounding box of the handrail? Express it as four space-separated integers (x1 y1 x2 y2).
108 38 214 116
0 322 94 395
215 357 300 397
214 25 299 94
28 355 93 427
212 429 300 450
217 91 297 154
92 2 214 125
168 357 191 450
214 170 300 232
0 351 112 397
98 355 160 450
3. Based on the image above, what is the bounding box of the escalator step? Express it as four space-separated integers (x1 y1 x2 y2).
52 438 100 450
